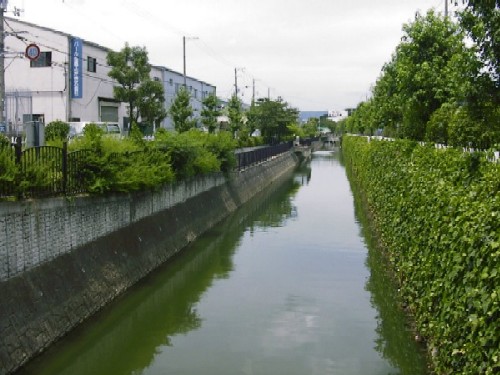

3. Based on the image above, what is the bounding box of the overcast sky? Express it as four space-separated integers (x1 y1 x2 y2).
8 0 447 111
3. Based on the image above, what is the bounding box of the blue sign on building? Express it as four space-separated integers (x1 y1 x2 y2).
70 38 83 99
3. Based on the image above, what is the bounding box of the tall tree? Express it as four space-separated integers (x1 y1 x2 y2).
372 10 473 140
227 94 244 137
107 43 151 127
137 79 167 132
459 1 500 91
456 1 500 148
169 87 196 133
248 97 299 144
201 93 221 133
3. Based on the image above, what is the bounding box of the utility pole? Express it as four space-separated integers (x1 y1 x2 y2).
445 0 448 17
183 36 198 89
234 68 238 98
183 36 186 88
252 78 255 103
234 67 245 99
0 1 5 125
0 1 24 130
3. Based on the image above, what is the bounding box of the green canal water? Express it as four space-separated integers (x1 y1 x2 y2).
17 151 428 375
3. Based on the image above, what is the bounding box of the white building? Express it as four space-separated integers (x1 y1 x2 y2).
3 17 216 134
327 109 349 123
156 66 216 129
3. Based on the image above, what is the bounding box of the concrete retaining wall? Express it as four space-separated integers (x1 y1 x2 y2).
0 174 227 282
0 151 299 375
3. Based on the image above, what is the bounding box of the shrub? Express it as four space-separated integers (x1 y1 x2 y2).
45 120 70 142
153 129 231 179
343 135 500 374
0 142 16 186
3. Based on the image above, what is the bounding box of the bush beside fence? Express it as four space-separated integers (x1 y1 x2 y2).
0 139 294 200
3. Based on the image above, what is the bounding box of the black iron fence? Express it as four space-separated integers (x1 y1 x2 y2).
0 140 94 198
0 140 296 199
235 141 293 171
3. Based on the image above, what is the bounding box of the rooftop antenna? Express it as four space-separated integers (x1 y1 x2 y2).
13 6 23 16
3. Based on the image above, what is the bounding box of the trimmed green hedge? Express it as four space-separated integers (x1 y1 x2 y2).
343 135 499 374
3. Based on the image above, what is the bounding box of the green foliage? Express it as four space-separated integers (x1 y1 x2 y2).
0 143 16 185
459 1 500 89
287 123 305 139
80 122 105 151
347 9 499 148
169 87 196 133
104 146 174 193
203 131 237 172
1 126 239 198
107 43 163 127
0 134 9 147
227 94 244 137
201 93 221 133
303 118 319 137
236 133 264 148
153 129 228 179
247 97 299 144
343 135 500 375
45 120 70 141
68 125 174 193
386 11 470 140
137 79 168 129
128 123 146 147
425 102 456 144
447 103 500 149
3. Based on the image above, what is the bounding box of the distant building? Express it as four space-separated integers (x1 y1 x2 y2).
299 110 349 124
155 66 216 130
299 111 328 123
327 110 348 122
4 17 215 134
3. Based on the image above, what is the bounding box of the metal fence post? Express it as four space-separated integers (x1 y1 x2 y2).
62 141 68 194
14 136 22 164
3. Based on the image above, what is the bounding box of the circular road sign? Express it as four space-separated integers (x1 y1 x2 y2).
25 43 41 61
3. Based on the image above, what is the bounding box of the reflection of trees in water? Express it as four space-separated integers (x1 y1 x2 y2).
294 163 312 185
348 166 429 375
18 173 302 375
250 163 310 231
250 180 301 231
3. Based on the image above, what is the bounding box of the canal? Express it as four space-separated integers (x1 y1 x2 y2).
17 150 428 375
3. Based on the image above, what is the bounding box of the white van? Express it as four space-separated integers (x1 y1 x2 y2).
68 122 122 138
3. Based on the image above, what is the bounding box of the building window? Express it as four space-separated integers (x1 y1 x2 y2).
30 52 52 68
87 56 97 73
175 83 180 93
194 89 198 99
153 77 160 82
169 78 173 86
100 100 119 122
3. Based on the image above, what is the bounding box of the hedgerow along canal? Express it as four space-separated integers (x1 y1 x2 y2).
17 151 428 375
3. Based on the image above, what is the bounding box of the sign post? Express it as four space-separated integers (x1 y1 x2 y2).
25 43 40 61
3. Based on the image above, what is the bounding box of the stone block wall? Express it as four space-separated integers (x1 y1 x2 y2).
0 174 226 282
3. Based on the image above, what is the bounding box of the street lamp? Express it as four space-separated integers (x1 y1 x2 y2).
183 36 198 88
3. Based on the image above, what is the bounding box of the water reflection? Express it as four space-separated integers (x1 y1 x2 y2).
16 174 302 375
347 154 429 375
17 151 429 375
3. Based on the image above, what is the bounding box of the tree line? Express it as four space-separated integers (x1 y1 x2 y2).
338 2 499 149
104 44 314 146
